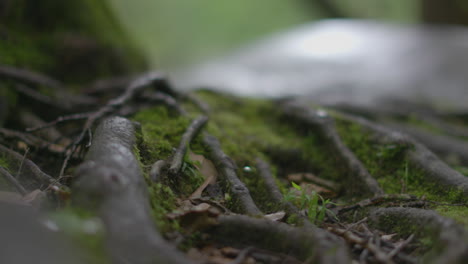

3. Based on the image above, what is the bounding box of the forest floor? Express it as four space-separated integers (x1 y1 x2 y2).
0 65 467 264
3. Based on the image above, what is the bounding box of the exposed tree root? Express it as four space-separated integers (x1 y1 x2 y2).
255 157 311 226
73 116 192 264
279 99 384 197
208 214 351 264
339 112 468 197
59 71 165 177
387 122 468 166
203 134 262 215
368 207 468 264
169 115 209 175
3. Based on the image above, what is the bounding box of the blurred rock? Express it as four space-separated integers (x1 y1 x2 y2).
172 19 468 113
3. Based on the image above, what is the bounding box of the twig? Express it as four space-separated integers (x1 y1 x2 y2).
0 166 27 195
59 71 165 177
169 115 208 175
26 112 92 132
0 128 49 147
328 226 394 264
385 234 414 261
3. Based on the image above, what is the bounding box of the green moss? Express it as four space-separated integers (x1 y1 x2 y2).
132 106 190 160
335 117 468 226
146 182 180 233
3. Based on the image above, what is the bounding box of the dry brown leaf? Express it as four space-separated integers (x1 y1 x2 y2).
189 151 218 199
299 182 337 198
264 211 286 221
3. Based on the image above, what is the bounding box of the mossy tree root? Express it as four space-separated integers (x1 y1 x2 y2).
203 133 262 215
368 207 468 264
340 113 468 198
255 157 312 226
208 214 352 264
387 123 468 166
169 115 209 175
72 116 192 264
60 71 166 177
279 100 384 197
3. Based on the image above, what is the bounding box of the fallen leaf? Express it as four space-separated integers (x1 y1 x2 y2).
381 233 397 241
189 151 218 199
264 211 286 221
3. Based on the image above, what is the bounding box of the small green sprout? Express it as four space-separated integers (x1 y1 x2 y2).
284 182 337 224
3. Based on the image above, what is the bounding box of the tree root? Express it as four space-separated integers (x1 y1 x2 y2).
368 207 468 264
207 214 351 264
387 122 468 166
255 157 311 226
73 116 192 264
279 99 384 197
59 71 165 177
339 112 468 197
169 115 208 175
203 134 262 215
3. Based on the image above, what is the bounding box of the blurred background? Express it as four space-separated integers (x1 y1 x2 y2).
106 0 466 68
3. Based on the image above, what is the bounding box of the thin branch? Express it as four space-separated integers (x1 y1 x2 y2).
59 71 165 177
169 115 208 175
26 112 92 132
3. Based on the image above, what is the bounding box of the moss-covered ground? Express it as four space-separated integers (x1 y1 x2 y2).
334 117 468 226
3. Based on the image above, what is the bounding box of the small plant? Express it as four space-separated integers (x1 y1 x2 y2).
284 182 337 224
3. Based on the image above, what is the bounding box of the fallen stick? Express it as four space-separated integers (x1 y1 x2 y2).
73 116 192 264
